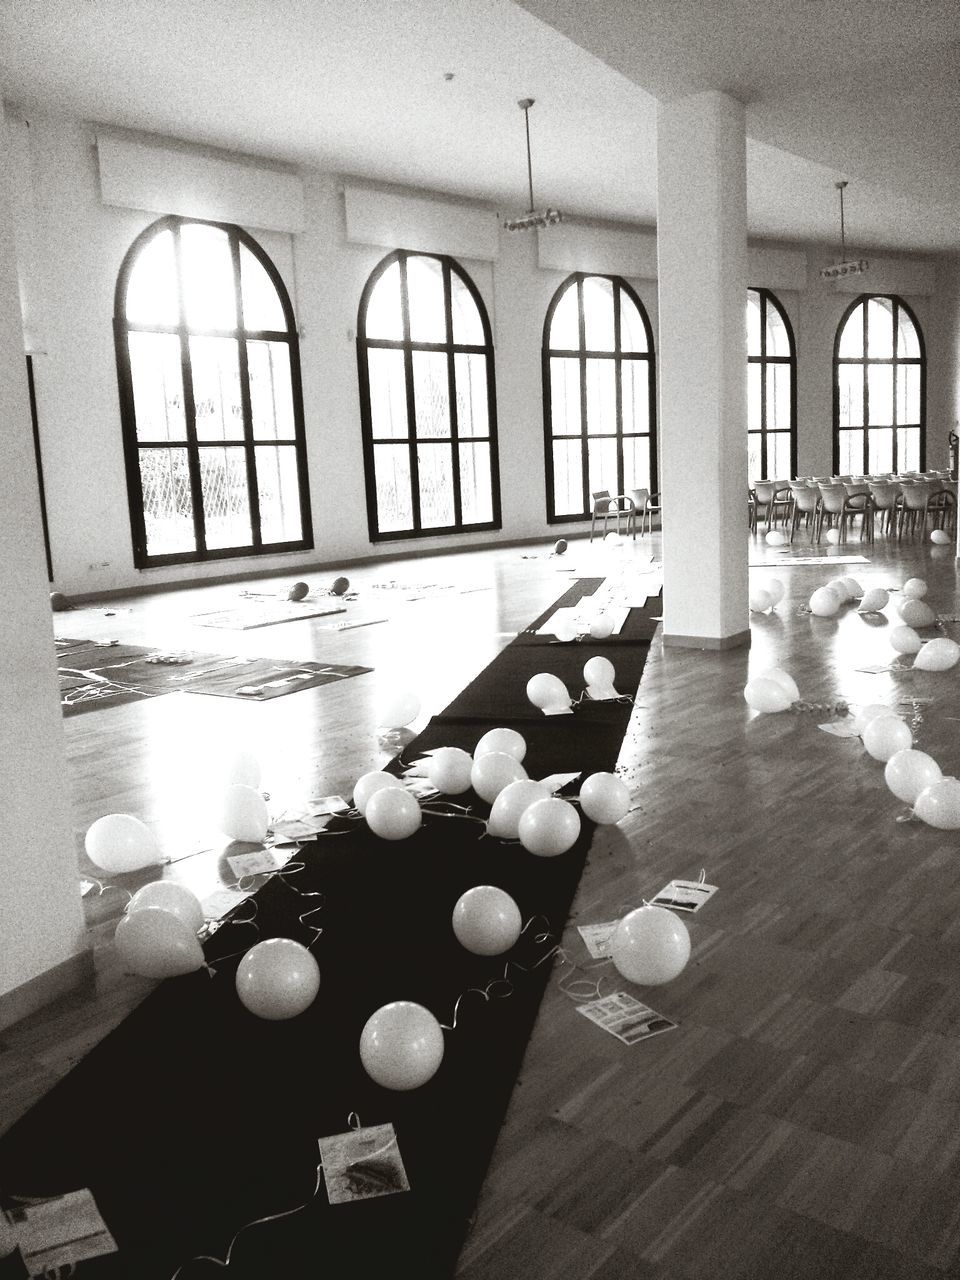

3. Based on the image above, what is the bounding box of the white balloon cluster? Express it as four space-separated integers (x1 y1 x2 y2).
743 666 800 714
114 879 206 979
749 579 785 613
859 706 960 830
806 575 864 618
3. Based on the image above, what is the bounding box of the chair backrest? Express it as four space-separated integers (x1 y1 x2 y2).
868 483 899 510
901 482 934 510
818 484 847 514
753 481 777 502
843 482 870 498
630 487 650 512
591 489 612 515
789 483 818 512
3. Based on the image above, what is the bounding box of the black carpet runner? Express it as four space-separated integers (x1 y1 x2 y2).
0 579 659 1279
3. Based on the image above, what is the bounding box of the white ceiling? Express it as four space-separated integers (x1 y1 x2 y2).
1 0 958 255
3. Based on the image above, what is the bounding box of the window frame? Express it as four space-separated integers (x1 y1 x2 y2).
542 272 657 524
747 287 797 481
114 215 313 568
356 249 501 543
832 293 926 476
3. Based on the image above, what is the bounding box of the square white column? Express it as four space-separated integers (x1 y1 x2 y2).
656 90 749 648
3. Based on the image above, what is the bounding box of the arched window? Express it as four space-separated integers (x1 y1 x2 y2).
834 295 925 475
747 288 796 480
543 274 656 521
357 251 500 540
114 217 312 566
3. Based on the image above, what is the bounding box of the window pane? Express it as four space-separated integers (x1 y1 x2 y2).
255 445 303 543
374 444 413 532
417 444 455 527
868 428 894 475
549 283 579 350
838 305 864 358
454 353 488 438
459 442 493 524
838 430 862 475
766 302 790 358
867 298 894 358
126 229 179 326
180 224 237 331
770 432 792 478
585 359 616 436
898 428 920 473
412 351 450 438
367 348 408 439
838 366 863 427
406 256 446 343
139 448 194 555
190 337 243 441
550 357 581 435
583 277 615 351
129 333 186 441
748 433 763 481
868 364 894 425
897 310 921 359
552 440 583 516
587 437 618 499
199 446 251 549
619 291 648 353
747 362 761 432
450 272 484 346
897 365 921 424
621 360 649 434
767 363 791 431
365 262 403 340
622 436 650 493
248 341 294 440
746 292 762 357
240 245 286 331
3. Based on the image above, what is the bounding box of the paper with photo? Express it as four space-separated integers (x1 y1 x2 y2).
6 1189 117 1273
818 721 862 738
227 848 285 878
402 776 440 799
201 887 251 920
577 920 619 959
651 878 718 913
539 771 581 793
319 1123 410 1205
270 814 333 842
310 795 350 815
577 992 678 1044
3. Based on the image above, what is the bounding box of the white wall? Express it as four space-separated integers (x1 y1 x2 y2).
6 106 957 599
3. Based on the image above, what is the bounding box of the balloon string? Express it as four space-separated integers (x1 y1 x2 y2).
553 947 614 1003
440 927 559 1030
168 1143 323 1278
83 878 133 904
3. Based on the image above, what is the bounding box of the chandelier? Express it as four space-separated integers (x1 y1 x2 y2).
503 98 563 232
819 180 869 281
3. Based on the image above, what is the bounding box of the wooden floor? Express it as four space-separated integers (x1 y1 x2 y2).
3 530 960 1278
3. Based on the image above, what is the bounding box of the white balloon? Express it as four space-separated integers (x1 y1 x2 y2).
853 703 891 734
235 938 321 1020
113 907 205 979
425 747 474 794
365 787 421 840
518 797 581 856
611 906 691 986
85 814 162 874
898 598 936 628
931 528 951 545
840 577 863 600
553 617 578 642
859 588 890 613
526 672 572 713
452 886 522 956
475 727 527 762
902 577 928 599
862 714 912 763
589 614 615 639
471 751 527 803
743 677 792 713
825 528 841 545
486 779 552 839
913 638 960 672
379 689 421 729
359 1001 444 1091
220 785 268 843
583 656 615 687
826 577 852 602
749 587 773 612
760 667 800 703
604 531 622 546
890 625 922 655
809 586 841 617
127 880 204 934
765 579 785 606
579 772 631 824
884 749 942 805
353 770 404 816
914 778 960 829
765 529 786 546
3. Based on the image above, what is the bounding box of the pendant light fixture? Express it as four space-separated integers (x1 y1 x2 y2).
503 98 563 232
819 180 869 280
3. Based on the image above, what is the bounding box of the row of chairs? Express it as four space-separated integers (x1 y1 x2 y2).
589 489 661 540
752 475 957 545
